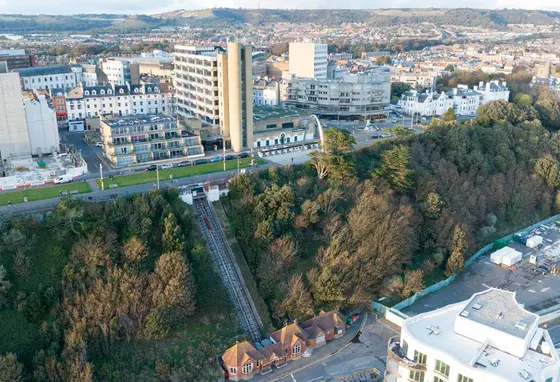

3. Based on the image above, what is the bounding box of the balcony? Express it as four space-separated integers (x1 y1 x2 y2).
387 337 425 371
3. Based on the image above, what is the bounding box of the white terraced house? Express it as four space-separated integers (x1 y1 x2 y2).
385 288 560 382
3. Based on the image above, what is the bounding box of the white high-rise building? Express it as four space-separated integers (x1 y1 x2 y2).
386 289 560 382
100 59 140 86
0 69 31 160
24 92 59 156
289 42 328 80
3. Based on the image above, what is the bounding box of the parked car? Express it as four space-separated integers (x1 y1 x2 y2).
210 156 222 163
54 174 73 184
177 160 192 167
239 153 249 158
392 118 398 123
225 155 235 161
381 133 394 138
95 141 103 147
370 133 380 139
194 159 208 165
160 163 173 170
145 165 157 172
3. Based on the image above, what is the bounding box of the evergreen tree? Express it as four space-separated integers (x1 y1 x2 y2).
375 144 413 191
0 353 23 382
0 265 11 309
445 224 468 276
443 107 456 122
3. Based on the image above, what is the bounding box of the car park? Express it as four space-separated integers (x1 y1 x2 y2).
145 165 157 172
194 159 208 165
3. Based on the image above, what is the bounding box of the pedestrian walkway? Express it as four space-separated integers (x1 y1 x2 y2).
87 179 99 192
251 313 368 382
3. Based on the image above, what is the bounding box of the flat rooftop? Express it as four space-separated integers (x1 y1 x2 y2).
253 106 305 121
461 289 536 339
102 114 176 128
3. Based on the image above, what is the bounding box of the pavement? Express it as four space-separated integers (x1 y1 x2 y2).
247 311 398 382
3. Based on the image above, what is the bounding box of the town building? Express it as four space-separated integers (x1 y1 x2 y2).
15 65 77 91
329 53 353 62
285 72 391 119
385 289 560 382
218 42 254 152
252 106 313 149
448 85 482 116
0 68 31 161
535 62 553 78
476 80 510 104
252 79 280 106
398 90 454 117
532 77 560 98
23 92 59 156
361 51 391 60
100 114 204 167
391 72 438 91
220 310 346 380
100 59 140 86
0 49 36 70
289 42 328 79
50 88 68 123
173 45 222 127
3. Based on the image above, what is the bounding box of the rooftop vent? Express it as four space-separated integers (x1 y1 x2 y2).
515 322 528 331
497 312 504 320
490 359 500 367
472 303 482 310
460 310 470 318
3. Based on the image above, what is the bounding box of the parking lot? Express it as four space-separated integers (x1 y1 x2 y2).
404 225 560 316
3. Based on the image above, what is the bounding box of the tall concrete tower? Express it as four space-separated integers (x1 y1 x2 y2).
218 42 253 153
0 69 31 162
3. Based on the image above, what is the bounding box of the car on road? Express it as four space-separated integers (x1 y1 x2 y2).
177 160 192 167
225 155 235 160
238 153 249 158
95 141 103 147
160 163 173 170
370 133 380 139
210 156 222 163
392 118 398 123
194 159 208 165
145 165 157 172
381 133 394 138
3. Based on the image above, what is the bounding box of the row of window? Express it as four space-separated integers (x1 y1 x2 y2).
409 370 473 382
407 348 473 382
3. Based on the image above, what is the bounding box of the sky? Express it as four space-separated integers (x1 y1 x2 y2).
0 0 559 15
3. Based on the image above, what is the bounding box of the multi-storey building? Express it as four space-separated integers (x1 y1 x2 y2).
532 77 560 99
385 289 560 382
0 49 36 70
391 73 438 91
100 59 140 86
173 45 222 127
252 79 280 106
286 72 391 119
50 89 68 122
23 91 59 155
15 65 77 91
289 42 328 79
100 115 203 167
476 80 510 104
447 85 481 116
218 42 254 152
398 90 454 117
0 68 31 160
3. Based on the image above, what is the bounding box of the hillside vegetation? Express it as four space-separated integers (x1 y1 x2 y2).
1 8 559 33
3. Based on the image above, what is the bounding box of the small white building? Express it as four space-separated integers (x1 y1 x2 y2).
386 288 560 382
253 79 280 106
100 59 139 86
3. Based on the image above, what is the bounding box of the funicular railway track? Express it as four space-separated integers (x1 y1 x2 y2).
194 195 263 342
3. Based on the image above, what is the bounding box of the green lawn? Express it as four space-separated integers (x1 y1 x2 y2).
0 182 91 206
97 157 266 188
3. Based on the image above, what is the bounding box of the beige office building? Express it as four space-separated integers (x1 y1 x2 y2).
289 42 328 79
218 43 253 153
0 69 31 161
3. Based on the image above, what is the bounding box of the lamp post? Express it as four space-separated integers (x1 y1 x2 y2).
156 165 160 190
99 164 104 191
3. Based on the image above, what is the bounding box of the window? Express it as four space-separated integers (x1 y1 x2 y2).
409 370 425 382
435 360 450 377
242 362 253 374
457 375 473 382
292 342 301 354
434 377 446 382
229 367 236 375
402 340 409 355
414 351 427 365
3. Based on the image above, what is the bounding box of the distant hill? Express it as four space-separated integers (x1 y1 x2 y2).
0 8 559 33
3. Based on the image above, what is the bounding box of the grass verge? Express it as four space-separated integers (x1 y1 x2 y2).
96 158 266 188
0 181 91 206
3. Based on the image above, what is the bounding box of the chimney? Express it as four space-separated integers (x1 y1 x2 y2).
453 88 458 95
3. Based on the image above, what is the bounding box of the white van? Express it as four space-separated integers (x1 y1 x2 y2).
54 174 73 184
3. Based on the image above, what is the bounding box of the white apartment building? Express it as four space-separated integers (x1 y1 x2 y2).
448 85 482 116
66 83 174 121
16 65 77 91
0 70 31 160
173 45 222 127
398 90 454 117
391 72 438 91
289 42 328 80
81 64 100 87
286 72 391 119
253 79 280 106
386 288 560 382
100 59 140 86
23 92 59 155
476 80 510 104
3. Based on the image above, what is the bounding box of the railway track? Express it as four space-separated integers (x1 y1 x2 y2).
194 196 263 343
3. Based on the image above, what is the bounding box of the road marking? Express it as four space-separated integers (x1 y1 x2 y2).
529 289 536 293
542 287 551 292
305 377 323 382
355 361 372 367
